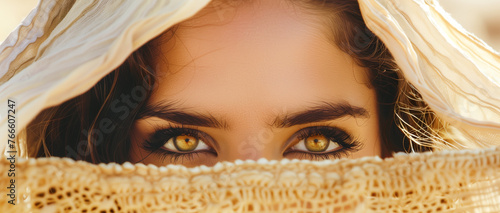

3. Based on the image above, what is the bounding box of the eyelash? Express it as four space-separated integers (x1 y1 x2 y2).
140 125 362 163
141 125 217 164
284 126 362 160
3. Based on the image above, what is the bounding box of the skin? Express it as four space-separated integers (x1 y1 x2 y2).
129 0 382 168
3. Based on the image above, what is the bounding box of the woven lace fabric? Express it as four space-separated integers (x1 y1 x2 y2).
0 147 498 212
0 0 499 212
1 0 500 153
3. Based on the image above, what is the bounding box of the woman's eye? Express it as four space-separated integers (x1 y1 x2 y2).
290 134 342 153
140 128 218 164
283 126 362 160
142 127 216 156
163 134 211 152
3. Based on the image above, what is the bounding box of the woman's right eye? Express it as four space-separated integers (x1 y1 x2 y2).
140 127 217 164
143 127 215 153
163 134 211 152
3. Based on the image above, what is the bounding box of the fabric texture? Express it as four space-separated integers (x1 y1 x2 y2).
0 147 499 212
0 0 499 212
359 0 500 149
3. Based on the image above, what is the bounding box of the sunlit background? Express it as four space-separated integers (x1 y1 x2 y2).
1 0 499 51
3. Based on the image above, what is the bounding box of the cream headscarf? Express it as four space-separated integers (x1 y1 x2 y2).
0 0 499 212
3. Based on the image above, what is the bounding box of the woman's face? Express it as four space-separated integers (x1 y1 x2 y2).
130 0 381 167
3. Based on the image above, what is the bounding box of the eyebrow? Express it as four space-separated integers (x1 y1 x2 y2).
137 102 230 130
270 102 369 128
137 101 368 129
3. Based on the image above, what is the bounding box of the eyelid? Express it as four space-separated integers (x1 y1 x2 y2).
162 136 212 152
282 126 354 153
146 124 218 152
289 138 342 154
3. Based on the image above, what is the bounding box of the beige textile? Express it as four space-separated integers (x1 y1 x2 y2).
0 0 500 212
359 0 500 149
1 0 500 153
0 147 499 212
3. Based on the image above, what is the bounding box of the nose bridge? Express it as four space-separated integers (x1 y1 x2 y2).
219 128 282 162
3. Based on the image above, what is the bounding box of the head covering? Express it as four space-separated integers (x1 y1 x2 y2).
359 0 500 149
0 0 499 211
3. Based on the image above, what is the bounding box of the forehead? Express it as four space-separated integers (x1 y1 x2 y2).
149 0 374 123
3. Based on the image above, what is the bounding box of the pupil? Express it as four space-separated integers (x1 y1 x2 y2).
184 138 190 143
314 139 319 143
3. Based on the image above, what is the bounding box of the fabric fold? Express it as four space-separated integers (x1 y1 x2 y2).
359 0 500 148
0 0 211 154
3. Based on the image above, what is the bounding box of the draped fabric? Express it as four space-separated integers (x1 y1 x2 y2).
359 0 500 149
0 147 499 212
0 0 499 211
0 0 211 154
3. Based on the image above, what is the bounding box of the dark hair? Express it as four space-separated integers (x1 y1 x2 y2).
26 37 161 163
27 0 438 163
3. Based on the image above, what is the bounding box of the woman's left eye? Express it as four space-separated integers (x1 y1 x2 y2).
284 126 362 160
289 134 342 153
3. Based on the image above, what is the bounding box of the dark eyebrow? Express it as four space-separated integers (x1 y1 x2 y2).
137 102 230 130
271 102 369 128
138 101 368 130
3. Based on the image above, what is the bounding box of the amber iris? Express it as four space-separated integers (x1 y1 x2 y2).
305 135 329 152
173 135 199 151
